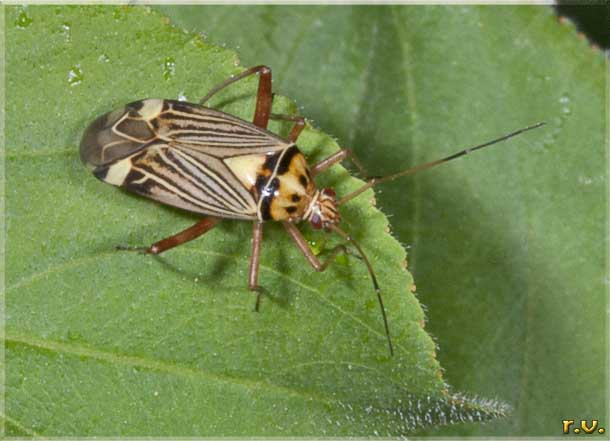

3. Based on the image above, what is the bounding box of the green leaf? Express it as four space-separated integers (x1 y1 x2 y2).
157 4 608 437
3 5 511 437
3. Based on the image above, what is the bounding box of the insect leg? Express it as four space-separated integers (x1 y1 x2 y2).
270 114 306 143
200 65 272 129
310 149 368 178
282 222 348 271
117 217 221 255
284 222 394 356
249 222 264 311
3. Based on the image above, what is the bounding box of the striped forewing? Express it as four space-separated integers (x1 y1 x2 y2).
96 99 291 219
116 142 257 219
156 100 288 157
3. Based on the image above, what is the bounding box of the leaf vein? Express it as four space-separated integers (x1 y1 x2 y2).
6 331 336 406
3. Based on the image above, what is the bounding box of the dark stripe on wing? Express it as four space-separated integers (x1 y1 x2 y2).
127 152 240 215
153 100 289 158
144 148 241 213
117 143 257 220
170 147 254 212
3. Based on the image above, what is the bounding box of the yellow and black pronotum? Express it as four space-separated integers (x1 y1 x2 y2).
80 65 544 356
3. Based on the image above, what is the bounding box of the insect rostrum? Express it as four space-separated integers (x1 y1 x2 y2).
80 65 544 357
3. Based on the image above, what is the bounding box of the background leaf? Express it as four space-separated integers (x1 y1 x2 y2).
155 4 609 437
1 5 516 437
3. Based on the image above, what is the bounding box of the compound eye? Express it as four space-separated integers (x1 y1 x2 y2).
310 213 323 229
322 188 336 198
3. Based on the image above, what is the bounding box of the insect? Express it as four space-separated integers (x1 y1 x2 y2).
80 65 544 356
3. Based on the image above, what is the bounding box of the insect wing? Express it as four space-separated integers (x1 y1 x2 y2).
80 99 290 220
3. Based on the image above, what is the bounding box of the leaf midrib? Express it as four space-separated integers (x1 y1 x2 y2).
6 330 338 406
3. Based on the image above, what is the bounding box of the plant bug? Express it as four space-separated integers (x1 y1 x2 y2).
80 65 544 356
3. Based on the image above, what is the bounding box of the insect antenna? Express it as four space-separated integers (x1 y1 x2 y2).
328 224 394 356
338 122 546 205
